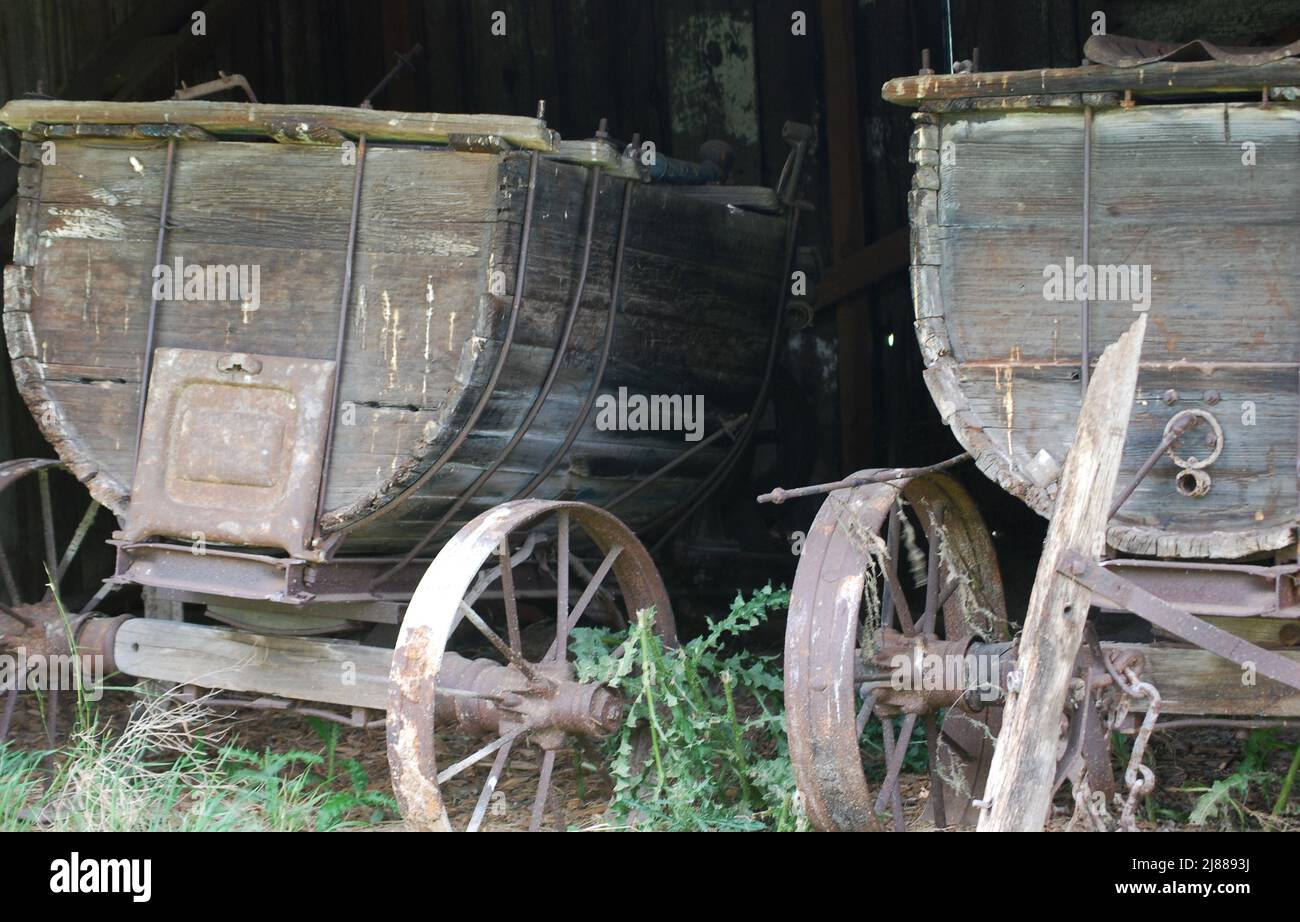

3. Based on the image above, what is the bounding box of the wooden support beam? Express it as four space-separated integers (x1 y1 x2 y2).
815 228 910 309
114 618 391 710
1100 643 1300 718
819 0 875 471
977 314 1147 832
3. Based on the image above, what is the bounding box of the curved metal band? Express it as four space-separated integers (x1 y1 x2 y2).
644 203 801 551
513 175 635 499
324 151 543 549
370 164 604 587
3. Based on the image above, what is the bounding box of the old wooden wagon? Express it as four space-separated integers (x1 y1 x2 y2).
0 97 801 829
780 35 1300 831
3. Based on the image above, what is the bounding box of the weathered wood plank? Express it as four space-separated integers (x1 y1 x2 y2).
883 59 1300 106
957 363 1298 538
939 106 1300 230
979 314 1146 832
114 617 391 710
938 225 1296 365
1101 642 1300 717
0 99 559 150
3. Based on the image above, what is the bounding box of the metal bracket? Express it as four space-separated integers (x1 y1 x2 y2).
1058 549 1300 693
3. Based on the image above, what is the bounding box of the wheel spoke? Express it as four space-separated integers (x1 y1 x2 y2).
437 686 507 704
457 602 549 685
882 559 916 635
529 749 557 832
0 686 17 742
553 512 569 663
0 600 34 629
918 506 945 635
544 545 623 662
877 713 908 831
874 713 918 817
925 714 948 828
464 532 539 609
436 730 521 785
37 470 58 588
78 580 115 617
498 537 522 654
55 499 101 584
467 737 515 832
568 554 625 629
855 688 875 736
0 542 20 607
880 504 900 626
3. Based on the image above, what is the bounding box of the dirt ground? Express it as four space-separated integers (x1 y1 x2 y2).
5 687 1295 831
3 687 613 831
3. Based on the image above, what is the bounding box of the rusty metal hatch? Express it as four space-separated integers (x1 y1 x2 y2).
121 348 335 559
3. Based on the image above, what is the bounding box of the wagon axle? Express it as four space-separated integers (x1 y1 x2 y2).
434 652 624 742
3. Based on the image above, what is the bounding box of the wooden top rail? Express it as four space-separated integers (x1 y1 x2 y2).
0 99 559 150
882 58 1300 106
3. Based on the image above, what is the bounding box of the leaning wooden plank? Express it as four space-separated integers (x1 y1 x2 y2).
883 59 1300 106
977 314 1147 832
114 618 391 710
0 99 559 150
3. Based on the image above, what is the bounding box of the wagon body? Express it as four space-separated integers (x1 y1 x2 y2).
885 64 1299 560
0 100 786 576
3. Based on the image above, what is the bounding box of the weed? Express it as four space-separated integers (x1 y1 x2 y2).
571 584 805 831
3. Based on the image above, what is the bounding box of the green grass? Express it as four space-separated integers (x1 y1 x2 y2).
0 690 398 831
1181 729 1300 831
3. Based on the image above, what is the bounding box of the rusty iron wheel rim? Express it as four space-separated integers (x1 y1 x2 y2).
784 472 1007 831
387 499 674 831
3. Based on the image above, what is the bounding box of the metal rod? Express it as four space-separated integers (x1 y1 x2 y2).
607 414 747 511
646 197 803 552
359 44 423 109
1107 412 1198 520
130 138 178 482
370 165 603 586
313 133 368 534
515 170 636 499
758 452 973 505
328 152 541 547
1080 106 1093 397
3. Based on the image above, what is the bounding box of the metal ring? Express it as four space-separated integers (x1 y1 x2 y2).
1163 408 1223 470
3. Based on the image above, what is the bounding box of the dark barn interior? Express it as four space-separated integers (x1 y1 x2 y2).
1 0 1298 623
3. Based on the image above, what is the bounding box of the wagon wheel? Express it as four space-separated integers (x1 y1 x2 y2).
0 459 113 744
388 499 675 831
784 472 1008 831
